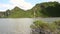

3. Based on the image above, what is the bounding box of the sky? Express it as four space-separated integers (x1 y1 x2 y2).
0 0 60 11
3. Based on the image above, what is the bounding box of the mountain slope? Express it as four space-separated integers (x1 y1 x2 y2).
30 2 60 17
8 6 33 18
0 2 60 18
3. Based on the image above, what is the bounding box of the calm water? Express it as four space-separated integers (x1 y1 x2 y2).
0 18 33 34
0 18 60 34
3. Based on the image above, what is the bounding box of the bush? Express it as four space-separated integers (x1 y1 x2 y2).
31 20 58 34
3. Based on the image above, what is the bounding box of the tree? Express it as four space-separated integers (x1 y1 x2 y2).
40 2 60 17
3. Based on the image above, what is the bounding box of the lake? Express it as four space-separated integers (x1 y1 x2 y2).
0 18 34 34
0 18 60 34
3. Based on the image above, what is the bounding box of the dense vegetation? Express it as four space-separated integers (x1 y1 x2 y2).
31 1 60 17
0 1 60 18
31 20 60 34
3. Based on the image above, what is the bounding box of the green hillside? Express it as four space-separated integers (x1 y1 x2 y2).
31 2 60 17
8 7 34 18
0 1 60 18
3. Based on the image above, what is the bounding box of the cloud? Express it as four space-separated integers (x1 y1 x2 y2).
0 0 33 11
0 0 60 11
10 0 33 10
0 3 15 11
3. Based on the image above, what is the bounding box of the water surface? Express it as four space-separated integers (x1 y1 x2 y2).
0 18 60 34
0 18 33 34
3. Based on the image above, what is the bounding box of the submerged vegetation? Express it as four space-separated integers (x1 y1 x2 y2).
31 20 60 34
0 1 60 18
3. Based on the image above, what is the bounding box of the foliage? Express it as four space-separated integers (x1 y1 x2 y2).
40 2 60 17
54 20 60 26
33 20 48 29
31 20 58 34
30 2 60 17
4 9 11 18
0 2 60 18
8 7 34 18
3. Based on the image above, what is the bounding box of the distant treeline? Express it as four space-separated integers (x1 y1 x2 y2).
0 1 60 18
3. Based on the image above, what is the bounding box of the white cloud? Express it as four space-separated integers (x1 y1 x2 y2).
0 3 15 11
10 0 33 10
0 0 60 11
0 0 33 11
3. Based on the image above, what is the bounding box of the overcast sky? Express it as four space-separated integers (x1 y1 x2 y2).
0 0 60 11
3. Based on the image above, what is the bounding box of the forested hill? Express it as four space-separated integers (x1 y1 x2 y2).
30 2 60 17
0 2 60 18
